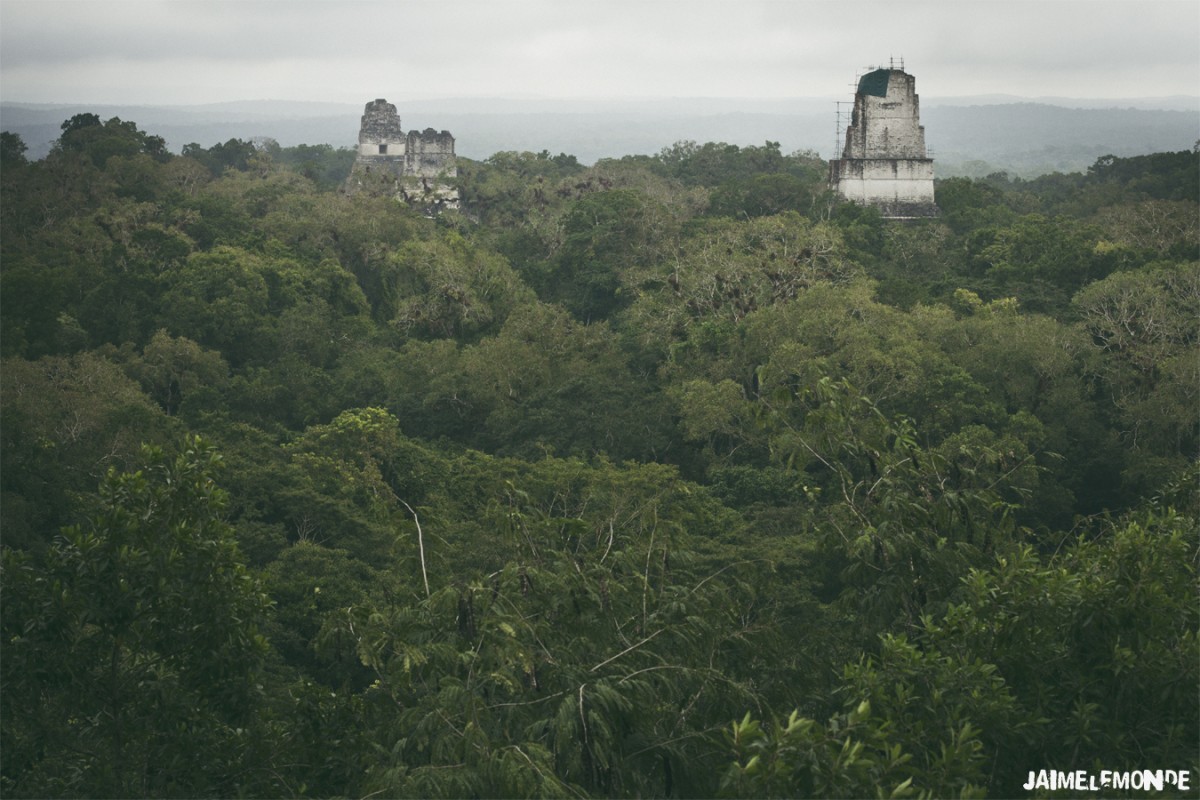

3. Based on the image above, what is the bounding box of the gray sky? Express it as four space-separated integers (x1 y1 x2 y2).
2 0 1198 105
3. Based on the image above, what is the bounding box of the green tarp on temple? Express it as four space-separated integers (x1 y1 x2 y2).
857 68 893 97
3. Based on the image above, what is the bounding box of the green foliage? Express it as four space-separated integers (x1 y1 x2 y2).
270 142 357 189
261 542 378 687
456 150 590 265
839 636 1019 796
915 299 1113 522
962 214 1110 313
1073 263 1199 493
159 246 275 363
652 140 811 187
920 504 1199 796
726 490 1198 800
1094 199 1199 263
1086 150 1200 203
708 172 816 218
0 352 175 550
56 114 168 167
1 130 28 167
329 451 767 798
724 687 992 799
2 113 1196 797
759 377 1028 629
633 212 854 326
870 222 956 307
935 176 1017 233
102 329 231 418
159 245 370 377
739 283 999 440
391 303 670 460
723 702 925 799
1 437 270 798
541 188 676 321
182 138 259 176
382 230 533 338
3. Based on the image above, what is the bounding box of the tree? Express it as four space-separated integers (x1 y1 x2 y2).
917 296 1116 523
1 437 271 798
632 212 853 326
261 541 379 688
726 481 1198 799
709 173 822 219
57 115 167 168
121 330 230 417
277 407 419 561
653 140 795 187
452 303 669 459
0 131 28 168
328 453 768 798
934 176 1016 233
1086 149 1200 203
723 648 1003 800
544 189 675 321
271 142 357 189
761 377 1028 630
182 138 259 176
873 221 955 307
963 214 1108 313
1094 199 1199 264
60 112 102 136
1073 263 1200 493
0 352 174 551
158 246 275 365
380 230 533 339
918 502 1199 796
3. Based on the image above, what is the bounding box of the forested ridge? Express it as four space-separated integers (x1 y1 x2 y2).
1 117 1196 798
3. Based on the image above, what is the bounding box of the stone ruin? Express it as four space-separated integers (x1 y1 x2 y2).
829 66 938 219
344 99 459 212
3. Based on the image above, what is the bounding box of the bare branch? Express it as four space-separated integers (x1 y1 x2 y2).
398 498 430 599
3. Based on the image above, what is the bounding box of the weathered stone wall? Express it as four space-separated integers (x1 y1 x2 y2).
405 128 457 178
830 157 934 189
841 71 928 159
345 99 458 211
831 68 938 218
829 157 936 217
357 99 407 156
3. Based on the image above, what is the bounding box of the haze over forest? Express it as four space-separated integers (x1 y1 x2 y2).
4 93 1198 179
3 96 1197 798
2 2 1199 798
4 0 1198 177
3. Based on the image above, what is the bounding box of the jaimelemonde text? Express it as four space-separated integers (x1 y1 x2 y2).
1024 769 1191 792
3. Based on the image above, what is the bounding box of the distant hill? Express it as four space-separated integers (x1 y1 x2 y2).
2 96 1196 178
922 103 1199 177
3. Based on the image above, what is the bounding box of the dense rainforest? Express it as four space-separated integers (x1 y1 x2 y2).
0 116 1196 799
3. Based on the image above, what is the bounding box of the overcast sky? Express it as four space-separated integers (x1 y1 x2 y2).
2 0 1198 106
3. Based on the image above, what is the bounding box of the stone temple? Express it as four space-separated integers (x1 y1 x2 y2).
344 99 459 212
829 66 938 219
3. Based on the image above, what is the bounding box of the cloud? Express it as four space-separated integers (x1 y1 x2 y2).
1 0 1197 104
